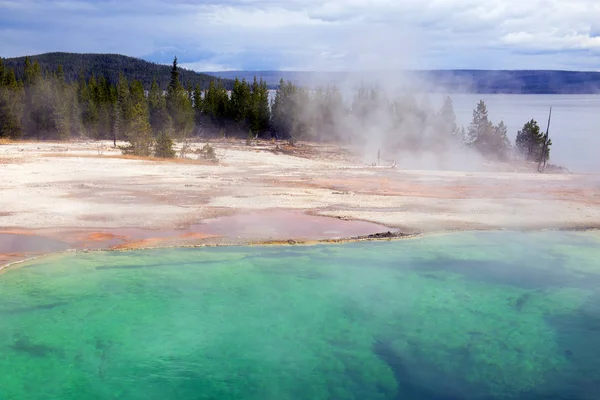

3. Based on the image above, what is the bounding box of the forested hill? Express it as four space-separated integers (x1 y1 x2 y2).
3 52 235 90
208 70 600 94
5 52 600 93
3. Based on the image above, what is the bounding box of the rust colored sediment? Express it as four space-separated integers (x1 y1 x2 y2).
0 229 38 236
112 238 166 250
41 153 220 165
0 210 397 267
179 232 218 240
84 232 127 242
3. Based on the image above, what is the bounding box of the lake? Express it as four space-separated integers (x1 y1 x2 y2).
449 94 600 174
265 91 600 173
1 231 599 399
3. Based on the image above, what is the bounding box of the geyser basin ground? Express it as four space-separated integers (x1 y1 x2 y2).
1 231 600 399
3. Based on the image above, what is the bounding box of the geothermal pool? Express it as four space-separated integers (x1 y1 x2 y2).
0 231 599 399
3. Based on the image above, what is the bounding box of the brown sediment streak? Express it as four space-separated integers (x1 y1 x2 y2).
40 153 222 165
112 238 166 250
178 232 219 240
0 229 38 236
111 233 221 250
84 232 127 241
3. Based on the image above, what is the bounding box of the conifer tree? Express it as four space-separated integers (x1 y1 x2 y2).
251 77 271 136
192 83 203 125
169 57 179 92
229 77 251 125
515 119 551 162
467 100 514 159
166 56 193 137
122 102 153 156
492 121 511 160
154 130 176 158
271 79 296 139
52 67 72 140
0 61 24 138
203 79 230 129
23 57 41 86
467 100 492 147
148 77 171 134
111 101 122 146
439 96 458 139
115 73 131 139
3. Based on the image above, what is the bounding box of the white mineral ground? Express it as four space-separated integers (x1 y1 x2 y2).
1 139 599 265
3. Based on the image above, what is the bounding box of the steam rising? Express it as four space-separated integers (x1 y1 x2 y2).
272 71 491 172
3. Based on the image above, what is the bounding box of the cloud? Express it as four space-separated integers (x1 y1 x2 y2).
1 0 599 71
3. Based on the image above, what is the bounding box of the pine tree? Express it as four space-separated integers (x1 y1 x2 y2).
203 79 230 129
468 100 508 157
166 56 193 137
492 121 511 160
256 78 271 135
0 63 24 138
271 79 299 139
169 56 179 93
148 77 171 134
122 102 153 156
270 81 312 143
192 83 203 126
115 73 131 139
52 69 72 140
111 100 122 145
154 130 176 158
515 119 550 162
439 96 458 139
23 57 41 86
56 65 65 82
247 77 270 136
92 75 113 139
229 77 251 126
467 100 492 146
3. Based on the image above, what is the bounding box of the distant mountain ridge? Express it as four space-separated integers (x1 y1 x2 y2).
207 70 600 94
4 53 600 93
3 52 236 89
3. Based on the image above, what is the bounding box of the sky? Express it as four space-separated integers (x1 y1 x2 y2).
1 0 600 71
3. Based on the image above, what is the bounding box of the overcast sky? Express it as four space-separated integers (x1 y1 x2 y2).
1 0 599 71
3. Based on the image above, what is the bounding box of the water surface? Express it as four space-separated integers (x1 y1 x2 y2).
447 94 600 173
1 231 599 399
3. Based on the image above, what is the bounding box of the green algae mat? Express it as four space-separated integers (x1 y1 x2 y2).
1 231 599 399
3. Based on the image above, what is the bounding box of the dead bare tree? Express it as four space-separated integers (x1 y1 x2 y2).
538 107 552 173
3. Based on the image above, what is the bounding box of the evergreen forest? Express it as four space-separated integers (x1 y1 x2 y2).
0 55 550 163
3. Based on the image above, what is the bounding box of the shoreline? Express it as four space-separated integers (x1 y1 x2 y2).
2 139 599 270
2 225 600 273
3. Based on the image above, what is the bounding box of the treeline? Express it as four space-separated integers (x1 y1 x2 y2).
0 55 551 163
0 56 270 157
467 100 551 163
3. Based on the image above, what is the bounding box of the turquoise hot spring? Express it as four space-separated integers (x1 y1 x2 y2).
0 230 599 399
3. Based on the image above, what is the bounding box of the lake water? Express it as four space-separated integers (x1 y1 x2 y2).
266 91 600 173
1 231 600 399
449 94 600 174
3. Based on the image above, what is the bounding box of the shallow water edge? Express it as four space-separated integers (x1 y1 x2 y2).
2 226 599 273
